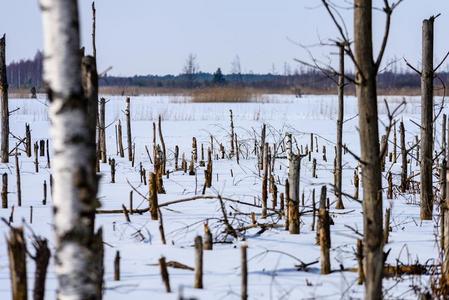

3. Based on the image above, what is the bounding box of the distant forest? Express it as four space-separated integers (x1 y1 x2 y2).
6 51 447 93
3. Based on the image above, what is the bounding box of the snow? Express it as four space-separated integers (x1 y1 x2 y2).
0 94 443 299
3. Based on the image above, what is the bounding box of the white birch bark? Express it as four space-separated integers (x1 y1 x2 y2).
40 1 99 299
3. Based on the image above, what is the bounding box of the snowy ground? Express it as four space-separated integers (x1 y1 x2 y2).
0 94 444 299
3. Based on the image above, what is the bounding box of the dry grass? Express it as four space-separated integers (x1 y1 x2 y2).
190 87 259 103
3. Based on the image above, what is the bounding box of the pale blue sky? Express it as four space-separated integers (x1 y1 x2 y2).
1 0 449 76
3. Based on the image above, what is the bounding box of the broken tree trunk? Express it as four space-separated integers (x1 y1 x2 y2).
420 16 435 220
241 243 248 300
159 256 171 293
32 235 51 300
0 35 9 163
286 133 303 234
194 236 203 289
149 172 158 220
7 226 27 300
319 185 331 274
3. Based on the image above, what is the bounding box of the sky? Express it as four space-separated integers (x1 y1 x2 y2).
1 0 449 76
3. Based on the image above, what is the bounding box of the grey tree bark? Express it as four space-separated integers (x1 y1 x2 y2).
335 42 345 209
420 17 435 220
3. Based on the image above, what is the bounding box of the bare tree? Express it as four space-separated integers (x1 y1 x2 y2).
40 0 101 299
0 34 9 163
319 1 403 298
183 53 199 88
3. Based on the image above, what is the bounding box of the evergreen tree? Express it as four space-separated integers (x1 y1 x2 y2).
212 68 226 85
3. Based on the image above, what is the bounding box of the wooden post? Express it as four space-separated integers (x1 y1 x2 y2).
149 172 158 220
125 97 132 161
15 149 21 207
241 244 248 300
7 226 27 300
319 185 331 274
420 16 435 220
194 236 203 289
2 172 7 208
0 35 9 163
159 256 171 293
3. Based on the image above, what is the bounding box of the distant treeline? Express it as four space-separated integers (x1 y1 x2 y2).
6 51 447 92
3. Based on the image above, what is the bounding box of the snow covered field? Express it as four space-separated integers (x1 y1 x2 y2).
0 94 443 299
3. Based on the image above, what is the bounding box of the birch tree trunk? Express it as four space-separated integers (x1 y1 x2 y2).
420 17 434 220
0 34 9 163
354 1 383 298
40 1 101 299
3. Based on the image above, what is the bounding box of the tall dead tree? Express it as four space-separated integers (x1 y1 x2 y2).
0 34 9 163
40 1 102 298
99 97 107 163
125 97 132 161
420 17 435 220
82 55 98 174
335 42 345 209
400 121 407 192
320 0 403 298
